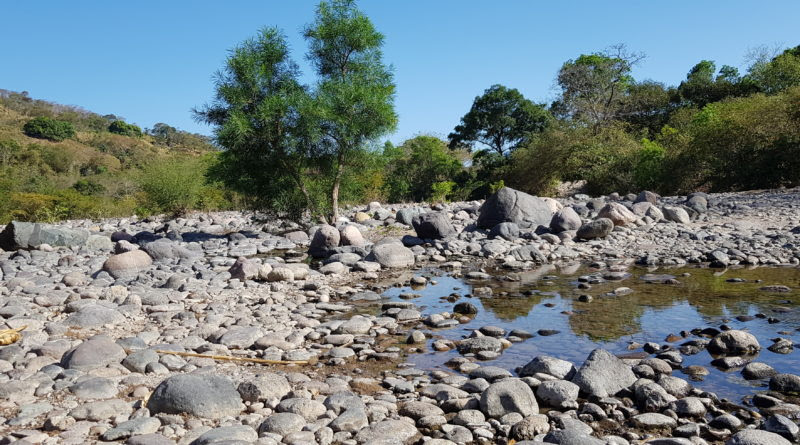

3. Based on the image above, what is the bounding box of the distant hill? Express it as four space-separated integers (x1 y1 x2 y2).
0 90 238 223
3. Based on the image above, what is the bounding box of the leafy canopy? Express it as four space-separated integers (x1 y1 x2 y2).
448 84 549 156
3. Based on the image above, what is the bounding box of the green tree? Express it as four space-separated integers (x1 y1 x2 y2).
194 27 321 219
677 60 758 107
553 45 644 129
304 0 397 221
384 136 462 202
108 120 143 137
22 116 75 141
749 45 800 94
618 80 677 136
448 84 549 156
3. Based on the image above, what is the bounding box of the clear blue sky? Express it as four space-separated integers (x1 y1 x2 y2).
2 1 798 144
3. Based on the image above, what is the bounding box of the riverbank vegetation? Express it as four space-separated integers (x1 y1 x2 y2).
2 0 798 223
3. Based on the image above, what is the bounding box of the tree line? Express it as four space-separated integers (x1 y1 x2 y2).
198 0 800 222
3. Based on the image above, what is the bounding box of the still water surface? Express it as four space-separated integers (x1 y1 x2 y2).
380 265 800 402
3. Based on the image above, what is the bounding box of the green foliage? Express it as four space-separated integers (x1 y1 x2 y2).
108 120 143 137
749 45 800 94
633 138 666 190
677 60 758 107
138 157 208 215
488 180 505 194
430 181 455 203
383 136 462 202
305 0 397 220
73 179 106 196
448 84 549 155
553 45 643 127
22 116 75 141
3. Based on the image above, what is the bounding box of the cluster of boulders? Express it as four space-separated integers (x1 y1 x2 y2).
0 187 798 444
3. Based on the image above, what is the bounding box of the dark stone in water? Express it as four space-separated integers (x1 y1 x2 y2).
736 315 755 322
453 302 478 315
537 329 560 336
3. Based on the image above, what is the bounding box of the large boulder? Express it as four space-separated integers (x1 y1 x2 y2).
708 330 761 356
571 349 636 397
477 187 554 229
367 239 414 268
597 203 637 226
662 206 691 224
147 374 243 419
550 207 582 233
61 335 126 371
480 378 538 418
412 212 456 239
339 225 365 247
769 374 800 394
142 240 201 262
228 257 260 281
726 429 792 445
519 355 576 380
102 250 153 279
576 218 614 239
0 221 89 250
634 190 660 204
396 208 423 226
309 225 340 258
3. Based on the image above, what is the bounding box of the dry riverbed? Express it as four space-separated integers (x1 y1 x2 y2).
0 187 799 444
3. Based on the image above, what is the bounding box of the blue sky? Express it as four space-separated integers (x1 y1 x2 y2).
2 1 798 144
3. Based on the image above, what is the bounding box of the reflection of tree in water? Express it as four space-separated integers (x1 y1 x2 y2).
478 293 546 321
565 266 800 341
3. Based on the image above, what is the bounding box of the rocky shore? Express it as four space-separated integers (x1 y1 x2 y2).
0 187 799 445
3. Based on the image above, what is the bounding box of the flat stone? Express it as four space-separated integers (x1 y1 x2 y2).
147 374 243 419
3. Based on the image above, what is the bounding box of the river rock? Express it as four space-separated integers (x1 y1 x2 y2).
480 378 538 418
520 355 576 379
309 224 340 258
477 187 554 229
102 250 153 279
147 374 243 418
769 373 800 394
0 221 89 250
61 335 126 370
413 212 456 239
597 202 637 226
550 207 582 233
726 429 793 445
339 224 365 246
571 349 637 397
576 218 614 239
368 239 415 268
708 330 761 355
663 206 691 224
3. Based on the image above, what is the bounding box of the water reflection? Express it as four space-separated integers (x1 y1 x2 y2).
380 264 800 401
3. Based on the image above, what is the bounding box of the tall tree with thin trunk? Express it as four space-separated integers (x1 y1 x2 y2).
193 28 321 220
304 0 397 221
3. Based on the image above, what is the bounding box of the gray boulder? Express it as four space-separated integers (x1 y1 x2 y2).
0 221 90 250
142 240 200 262
726 429 792 445
576 218 614 239
571 349 636 397
490 222 520 240
102 250 153 279
550 207 582 233
309 225 340 258
519 355 576 379
368 239 414 268
708 330 760 356
536 380 580 408
413 212 456 239
635 190 660 204
148 374 243 419
663 206 691 224
769 373 800 394
477 187 554 229
64 305 124 328
480 378 538 418
396 208 422 226
228 257 260 281
61 335 126 370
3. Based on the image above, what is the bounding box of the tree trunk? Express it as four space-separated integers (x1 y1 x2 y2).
330 151 345 222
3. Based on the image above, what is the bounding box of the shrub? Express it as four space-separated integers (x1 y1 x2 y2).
108 120 142 137
22 116 75 141
633 138 666 190
73 179 106 196
138 157 210 215
430 181 455 203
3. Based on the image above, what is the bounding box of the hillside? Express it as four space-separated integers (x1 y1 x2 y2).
0 90 239 223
